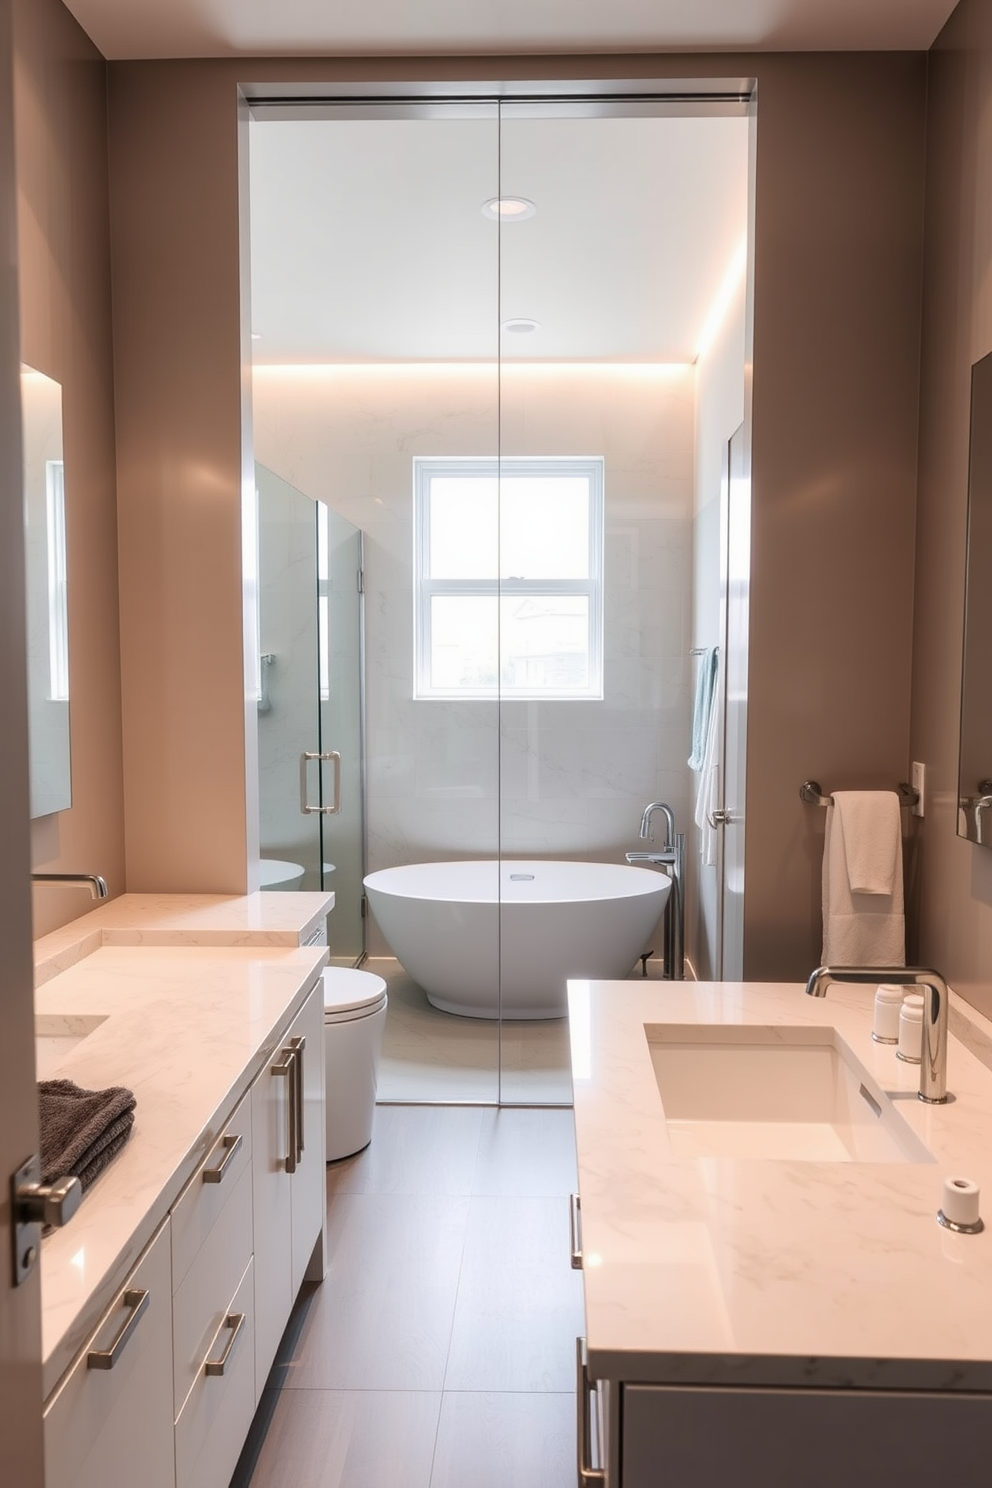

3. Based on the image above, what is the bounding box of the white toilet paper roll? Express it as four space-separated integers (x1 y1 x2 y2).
941 1176 982 1230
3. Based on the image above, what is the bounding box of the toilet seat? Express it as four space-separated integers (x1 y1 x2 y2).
322 967 387 1024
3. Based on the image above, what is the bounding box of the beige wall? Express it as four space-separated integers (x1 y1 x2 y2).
742 54 926 976
108 65 256 893
912 0 992 1017
105 53 926 968
14 0 124 935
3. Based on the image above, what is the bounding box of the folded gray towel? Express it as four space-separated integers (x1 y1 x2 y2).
74 1126 134 1191
38 1078 136 1192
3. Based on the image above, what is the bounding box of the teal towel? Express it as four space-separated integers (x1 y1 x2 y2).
688 647 718 771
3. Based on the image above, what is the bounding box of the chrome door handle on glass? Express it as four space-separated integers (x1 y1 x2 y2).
299 750 341 815
707 807 732 827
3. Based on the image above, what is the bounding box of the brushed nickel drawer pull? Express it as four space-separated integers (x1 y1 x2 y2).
205 1312 246 1377
569 1193 583 1270
202 1132 243 1184
288 1036 306 1163
87 1289 150 1370
272 1049 296 1172
576 1336 606 1486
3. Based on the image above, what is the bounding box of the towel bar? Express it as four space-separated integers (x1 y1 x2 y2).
800 780 919 808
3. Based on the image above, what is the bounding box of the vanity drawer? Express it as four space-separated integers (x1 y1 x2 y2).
43 1219 175 1488
172 1157 252 1418
171 1089 252 1293
175 1257 255 1488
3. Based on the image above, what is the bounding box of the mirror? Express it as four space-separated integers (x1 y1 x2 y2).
958 349 992 844
21 365 71 817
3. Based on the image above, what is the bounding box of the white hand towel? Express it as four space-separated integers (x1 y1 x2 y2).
834 791 901 894
821 791 905 966
688 647 718 771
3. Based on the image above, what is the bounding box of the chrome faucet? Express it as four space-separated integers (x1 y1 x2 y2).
31 872 109 899
639 800 675 850
805 965 950 1103
630 802 684 979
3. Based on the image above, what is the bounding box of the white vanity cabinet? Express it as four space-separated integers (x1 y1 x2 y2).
251 979 326 1398
43 1220 175 1488
42 957 328 1488
171 1092 256 1488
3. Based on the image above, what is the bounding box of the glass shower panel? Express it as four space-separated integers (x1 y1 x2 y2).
256 464 323 893
250 106 504 1101
318 501 366 962
496 108 711 1103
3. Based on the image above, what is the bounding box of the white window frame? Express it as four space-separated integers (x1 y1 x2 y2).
414 454 604 701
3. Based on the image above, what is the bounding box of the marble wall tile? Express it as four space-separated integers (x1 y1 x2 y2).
254 365 696 939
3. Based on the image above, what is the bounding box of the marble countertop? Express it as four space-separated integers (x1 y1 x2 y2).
35 898 332 1399
34 890 334 987
569 978 992 1392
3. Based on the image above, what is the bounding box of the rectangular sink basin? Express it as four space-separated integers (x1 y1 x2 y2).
35 1013 108 1080
646 1024 934 1164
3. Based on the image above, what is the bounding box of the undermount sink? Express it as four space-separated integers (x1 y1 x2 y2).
647 1024 935 1164
35 1013 108 1080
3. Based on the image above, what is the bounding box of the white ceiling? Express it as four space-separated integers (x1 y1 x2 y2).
63 0 958 62
249 113 750 363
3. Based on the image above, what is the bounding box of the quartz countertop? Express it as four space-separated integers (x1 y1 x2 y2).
34 890 334 986
569 978 992 1392
36 925 329 1399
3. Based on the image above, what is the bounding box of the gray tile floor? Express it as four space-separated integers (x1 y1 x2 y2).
231 1104 584 1488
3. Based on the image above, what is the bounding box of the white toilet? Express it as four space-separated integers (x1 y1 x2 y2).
322 967 388 1162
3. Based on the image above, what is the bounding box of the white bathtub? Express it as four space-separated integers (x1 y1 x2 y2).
363 859 671 1019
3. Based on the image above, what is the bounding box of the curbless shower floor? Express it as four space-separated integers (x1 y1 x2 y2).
371 954 668 1105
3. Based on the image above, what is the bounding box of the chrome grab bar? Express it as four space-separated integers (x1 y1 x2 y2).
300 750 341 815
202 1132 243 1185
87 1289 150 1370
575 1337 606 1486
800 779 919 809
205 1312 246 1377
569 1193 583 1270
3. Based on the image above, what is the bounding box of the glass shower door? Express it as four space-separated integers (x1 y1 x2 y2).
256 464 323 893
317 500 366 961
256 464 367 960
494 105 718 1103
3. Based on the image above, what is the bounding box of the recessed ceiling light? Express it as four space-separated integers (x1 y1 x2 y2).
502 318 540 333
481 197 537 222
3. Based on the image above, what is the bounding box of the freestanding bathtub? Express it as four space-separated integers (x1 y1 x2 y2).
363 859 671 1019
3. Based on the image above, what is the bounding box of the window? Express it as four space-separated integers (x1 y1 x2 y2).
414 456 604 699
